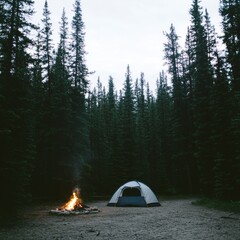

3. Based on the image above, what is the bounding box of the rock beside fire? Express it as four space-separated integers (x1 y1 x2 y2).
49 206 100 216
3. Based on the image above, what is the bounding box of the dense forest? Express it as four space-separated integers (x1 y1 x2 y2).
0 0 240 218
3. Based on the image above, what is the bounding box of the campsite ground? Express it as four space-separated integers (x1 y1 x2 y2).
0 198 240 240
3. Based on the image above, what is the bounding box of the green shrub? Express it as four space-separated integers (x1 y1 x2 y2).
192 198 240 213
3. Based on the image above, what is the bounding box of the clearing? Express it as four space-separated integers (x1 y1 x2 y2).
0 198 239 240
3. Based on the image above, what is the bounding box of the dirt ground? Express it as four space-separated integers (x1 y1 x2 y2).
0 198 240 240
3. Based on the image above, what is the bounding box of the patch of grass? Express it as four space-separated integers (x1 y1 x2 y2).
192 198 240 213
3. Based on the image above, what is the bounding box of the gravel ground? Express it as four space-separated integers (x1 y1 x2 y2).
0 199 240 240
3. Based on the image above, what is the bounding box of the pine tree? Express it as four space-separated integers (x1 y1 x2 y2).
59 8 69 69
31 26 45 197
0 0 36 218
40 0 54 91
42 8 73 197
33 0 55 198
220 0 240 91
164 24 194 193
117 66 136 182
145 84 159 188
105 76 118 192
70 0 90 194
212 52 234 199
220 0 240 198
89 79 108 193
154 72 172 193
84 88 97 194
204 9 217 72
48 48 73 197
189 0 214 196
70 0 88 91
0 0 7 73
135 73 148 180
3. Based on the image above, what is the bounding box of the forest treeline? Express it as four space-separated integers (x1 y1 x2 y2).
0 0 240 217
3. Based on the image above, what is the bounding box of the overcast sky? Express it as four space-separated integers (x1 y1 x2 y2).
32 0 222 91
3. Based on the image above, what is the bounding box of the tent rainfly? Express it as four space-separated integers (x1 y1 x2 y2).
107 180 160 207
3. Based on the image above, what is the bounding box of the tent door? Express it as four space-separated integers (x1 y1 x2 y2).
117 196 146 207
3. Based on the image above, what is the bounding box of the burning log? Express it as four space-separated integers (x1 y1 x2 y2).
49 188 100 215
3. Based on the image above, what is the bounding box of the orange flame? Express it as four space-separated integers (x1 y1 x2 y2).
60 188 83 211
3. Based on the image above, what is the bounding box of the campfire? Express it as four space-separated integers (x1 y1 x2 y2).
49 188 99 215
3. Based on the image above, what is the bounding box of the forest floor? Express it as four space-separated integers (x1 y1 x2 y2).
0 198 240 240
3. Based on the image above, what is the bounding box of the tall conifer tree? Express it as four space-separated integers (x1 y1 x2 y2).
212 52 233 199
189 0 214 196
135 73 148 180
220 0 240 91
220 0 240 197
40 0 53 91
164 24 194 193
117 66 136 182
0 0 35 218
70 0 89 191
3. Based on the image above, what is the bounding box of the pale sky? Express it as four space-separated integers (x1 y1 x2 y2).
32 0 222 91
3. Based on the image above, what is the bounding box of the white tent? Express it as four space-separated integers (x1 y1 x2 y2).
107 180 160 207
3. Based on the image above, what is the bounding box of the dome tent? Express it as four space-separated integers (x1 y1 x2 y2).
107 181 160 207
